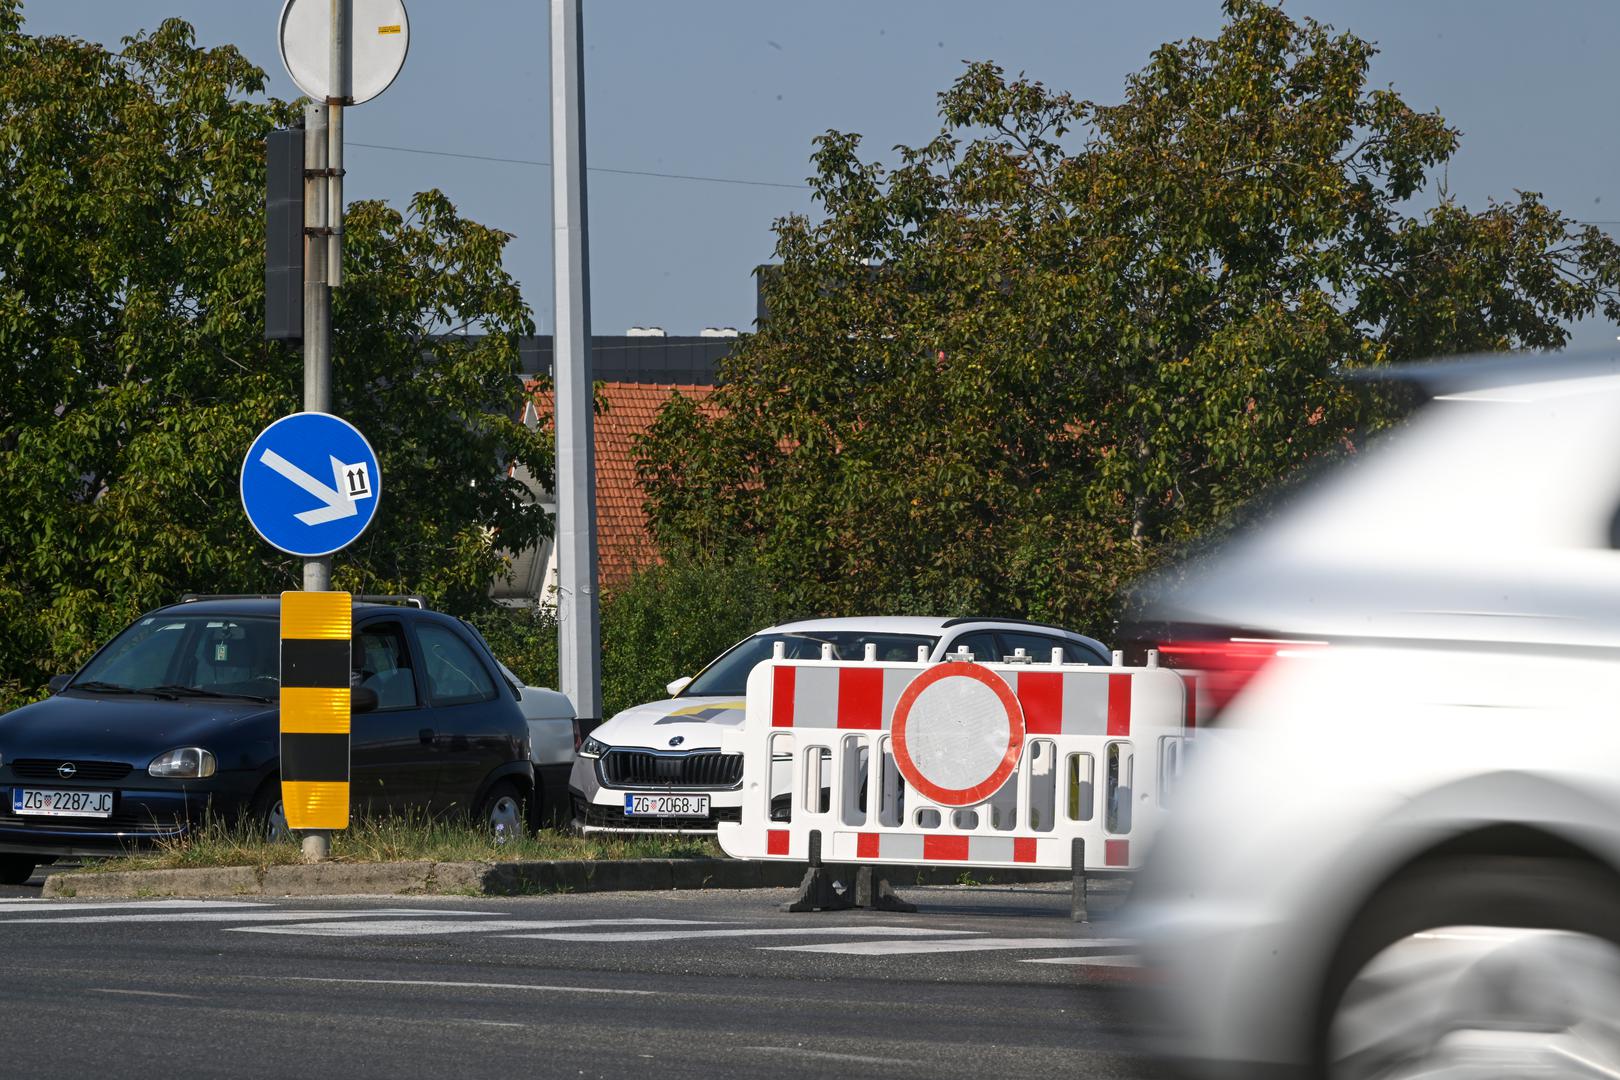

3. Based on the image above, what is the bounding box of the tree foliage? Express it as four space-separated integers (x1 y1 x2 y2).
639 0 1620 637
0 5 548 706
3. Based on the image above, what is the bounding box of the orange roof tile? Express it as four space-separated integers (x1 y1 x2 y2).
527 380 718 590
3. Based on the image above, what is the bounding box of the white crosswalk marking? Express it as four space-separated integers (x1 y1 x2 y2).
506 925 979 943
0 908 485 926
1023 954 1142 967
764 936 1134 956
0 896 1139 968
235 917 726 938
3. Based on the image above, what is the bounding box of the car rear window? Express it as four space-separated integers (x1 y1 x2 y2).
682 631 940 698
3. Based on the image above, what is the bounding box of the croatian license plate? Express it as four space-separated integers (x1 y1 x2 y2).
624 793 710 817
12 788 114 818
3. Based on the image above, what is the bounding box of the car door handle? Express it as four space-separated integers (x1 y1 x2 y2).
419 728 435 745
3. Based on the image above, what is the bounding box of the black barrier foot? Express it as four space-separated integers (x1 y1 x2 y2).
1071 837 1089 923
782 830 856 912
855 865 917 913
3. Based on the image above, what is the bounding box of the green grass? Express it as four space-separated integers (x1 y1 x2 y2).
80 816 721 873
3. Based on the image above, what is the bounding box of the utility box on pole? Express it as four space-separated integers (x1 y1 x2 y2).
265 126 305 342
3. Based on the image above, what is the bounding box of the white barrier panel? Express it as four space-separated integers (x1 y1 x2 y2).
717 654 1187 872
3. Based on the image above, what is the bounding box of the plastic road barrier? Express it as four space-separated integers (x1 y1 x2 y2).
718 648 1188 872
279 590 352 829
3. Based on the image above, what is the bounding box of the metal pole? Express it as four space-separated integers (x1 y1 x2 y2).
327 0 347 286
301 101 332 535
550 0 601 725
299 90 332 861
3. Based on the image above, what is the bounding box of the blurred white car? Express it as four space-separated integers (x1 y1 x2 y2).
569 616 1110 833
1129 353 1620 1078
492 659 577 827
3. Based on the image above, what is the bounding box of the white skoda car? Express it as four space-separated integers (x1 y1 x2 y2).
568 616 1109 833
1130 352 1620 1079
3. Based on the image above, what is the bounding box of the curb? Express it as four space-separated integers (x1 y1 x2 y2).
41 859 1069 900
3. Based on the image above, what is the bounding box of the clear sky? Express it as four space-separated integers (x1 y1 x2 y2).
20 1 1620 348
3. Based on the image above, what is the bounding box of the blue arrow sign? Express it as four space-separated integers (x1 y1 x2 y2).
240 412 381 557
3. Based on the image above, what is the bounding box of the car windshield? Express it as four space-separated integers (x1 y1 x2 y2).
74 613 280 698
681 631 940 698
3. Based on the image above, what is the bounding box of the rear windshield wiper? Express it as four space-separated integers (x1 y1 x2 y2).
71 680 135 694
137 684 272 704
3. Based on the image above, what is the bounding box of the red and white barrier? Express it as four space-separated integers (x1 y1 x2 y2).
718 649 1188 872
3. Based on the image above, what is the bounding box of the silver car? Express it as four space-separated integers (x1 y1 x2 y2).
1131 352 1620 1079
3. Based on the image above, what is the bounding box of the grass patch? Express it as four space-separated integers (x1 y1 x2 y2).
81 816 721 873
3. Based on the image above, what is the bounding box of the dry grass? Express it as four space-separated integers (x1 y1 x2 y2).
84 815 721 873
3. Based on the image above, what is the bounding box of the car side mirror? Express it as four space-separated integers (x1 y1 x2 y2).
666 675 692 698
351 686 380 714
47 674 71 694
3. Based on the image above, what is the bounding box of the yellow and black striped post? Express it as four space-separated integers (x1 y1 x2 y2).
279 591 351 830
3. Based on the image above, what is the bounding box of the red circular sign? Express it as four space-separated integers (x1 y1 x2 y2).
890 663 1025 807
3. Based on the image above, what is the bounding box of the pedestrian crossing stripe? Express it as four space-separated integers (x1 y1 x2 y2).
0 901 1139 965
762 936 1131 956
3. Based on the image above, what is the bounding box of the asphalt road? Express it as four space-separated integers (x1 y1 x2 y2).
0 879 1155 1079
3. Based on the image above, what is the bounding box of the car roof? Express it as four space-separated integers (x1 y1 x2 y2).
152 597 433 619
756 615 1094 642
1348 347 1620 397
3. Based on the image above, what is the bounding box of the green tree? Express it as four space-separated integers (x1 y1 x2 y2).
639 0 1620 637
0 6 548 707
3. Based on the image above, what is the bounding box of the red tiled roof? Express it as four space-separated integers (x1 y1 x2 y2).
528 380 718 590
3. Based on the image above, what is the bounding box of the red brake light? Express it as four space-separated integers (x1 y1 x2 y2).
572 718 582 752
1157 636 1324 725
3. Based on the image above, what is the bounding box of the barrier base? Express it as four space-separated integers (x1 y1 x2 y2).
1071 837 1088 923
782 863 856 912
781 830 917 913
856 865 917 913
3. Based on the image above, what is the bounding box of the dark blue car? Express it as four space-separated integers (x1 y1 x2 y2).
0 596 534 884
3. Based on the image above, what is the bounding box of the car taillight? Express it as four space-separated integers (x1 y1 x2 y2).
1156 635 1324 725
572 718 582 752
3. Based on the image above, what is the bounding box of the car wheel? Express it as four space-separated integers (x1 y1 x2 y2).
0 855 36 886
249 780 292 843
477 781 526 838
1320 856 1620 1079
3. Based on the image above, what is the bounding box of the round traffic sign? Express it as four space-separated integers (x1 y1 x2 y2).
279 0 410 105
240 412 382 558
890 663 1025 807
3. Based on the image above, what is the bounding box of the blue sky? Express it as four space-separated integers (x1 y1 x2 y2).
22 1 1620 347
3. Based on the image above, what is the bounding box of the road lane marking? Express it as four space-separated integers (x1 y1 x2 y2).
505 925 980 943
0 908 486 925
764 936 1135 956
741 1047 912 1067
235 917 725 938
0 900 269 911
245 976 654 996
86 988 200 999
1022 954 1143 967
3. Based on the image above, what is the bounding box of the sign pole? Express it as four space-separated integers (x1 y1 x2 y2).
269 0 404 863
551 0 602 729
327 0 347 287
301 98 331 559
294 0 347 862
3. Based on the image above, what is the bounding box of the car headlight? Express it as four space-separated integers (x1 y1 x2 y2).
148 747 217 779
579 735 609 759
